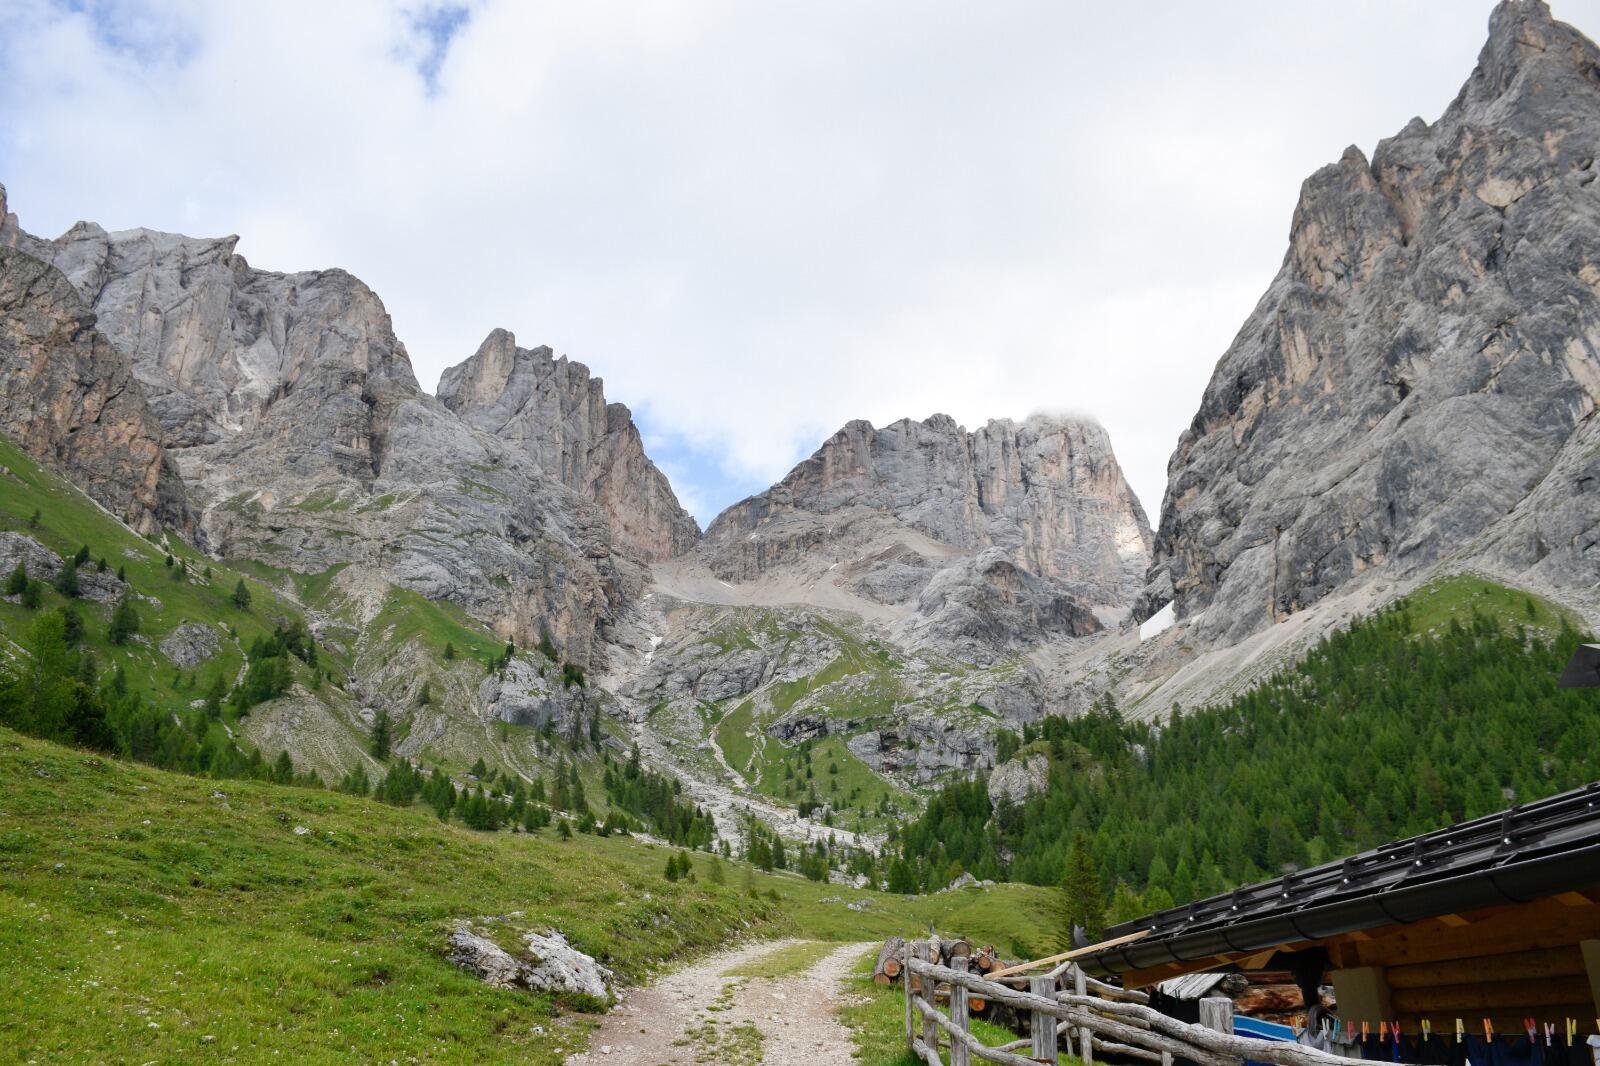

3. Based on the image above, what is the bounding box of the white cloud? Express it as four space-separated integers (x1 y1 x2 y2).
5 0 1595 525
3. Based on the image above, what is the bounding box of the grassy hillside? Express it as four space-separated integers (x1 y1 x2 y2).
0 724 1053 1062
0 432 637 793
0 435 346 719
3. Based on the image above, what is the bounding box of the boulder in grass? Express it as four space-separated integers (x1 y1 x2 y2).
447 923 612 1000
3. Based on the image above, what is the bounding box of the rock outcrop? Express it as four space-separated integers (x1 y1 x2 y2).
5 196 636 665
687 412 1150 661
439 329 699 563
160 622 221 667
446 923 612 1000
0 187 188 535
987 751 1050 807
709 413 1150 608
1142 0 1600 647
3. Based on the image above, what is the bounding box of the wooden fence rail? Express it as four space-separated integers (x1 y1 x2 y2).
900 941 1417 1066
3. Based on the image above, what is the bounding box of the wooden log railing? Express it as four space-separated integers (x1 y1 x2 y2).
901 949 1420 1066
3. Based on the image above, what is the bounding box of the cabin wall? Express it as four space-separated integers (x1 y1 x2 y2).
1326 890 1600 1033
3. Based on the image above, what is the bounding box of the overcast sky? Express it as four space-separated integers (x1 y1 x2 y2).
4 1 1597 527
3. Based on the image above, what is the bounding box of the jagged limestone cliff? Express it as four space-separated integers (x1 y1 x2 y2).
685 412 1150 660
2 203 656 667
0 185 188 535
1142 0 1600 651
438 328 699 563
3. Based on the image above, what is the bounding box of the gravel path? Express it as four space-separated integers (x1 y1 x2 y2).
567 939 873 1066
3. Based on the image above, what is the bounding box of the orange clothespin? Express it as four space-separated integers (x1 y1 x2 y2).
1483 1018 1494 1040
1380 1022 1389 1041
1362 1022 1371 1041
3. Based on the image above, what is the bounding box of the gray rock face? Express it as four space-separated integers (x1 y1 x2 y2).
446 924 612 1000
708 413 1151 611
0 194 188 536
987 752 1049 807
160 622 221 667
0 532 127 604
1143 0 1600 647
5 199 637 665
687 413 1149 663
439 329 699 563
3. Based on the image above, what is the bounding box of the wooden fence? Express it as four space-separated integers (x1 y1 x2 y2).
899 937 1412 1066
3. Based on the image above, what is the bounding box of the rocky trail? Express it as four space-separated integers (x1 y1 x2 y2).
567 940 872 1066
626 713 874 854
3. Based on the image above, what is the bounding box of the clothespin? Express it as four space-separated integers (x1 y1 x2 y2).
1523 1018 1536 1042
1363 1022 1370 1041
1566 1019 1577 1044
1483 1018 1494 1040
1422 1020 1432 1039
1543 1022 1554 1046
1391 1021 1402 1046
1380 1022 1388 1041
1455 1018 1465 1043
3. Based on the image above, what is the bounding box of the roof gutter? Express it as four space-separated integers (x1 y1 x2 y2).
1083 840 1600 979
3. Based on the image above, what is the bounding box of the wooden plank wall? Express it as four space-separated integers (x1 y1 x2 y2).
1327 891 1600 1032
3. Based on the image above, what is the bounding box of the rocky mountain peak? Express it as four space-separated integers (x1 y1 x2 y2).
438 329 699 563
690 410 1150 660
708 411 1150 605
1142 0 1600 647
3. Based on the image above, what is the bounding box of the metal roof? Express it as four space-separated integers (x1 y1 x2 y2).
1085 779 1600 978
1559 644 1600 688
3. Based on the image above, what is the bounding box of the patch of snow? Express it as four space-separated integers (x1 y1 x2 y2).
1139 602 1176 642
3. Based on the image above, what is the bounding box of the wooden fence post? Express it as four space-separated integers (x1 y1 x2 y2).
951 955 971 1066
1030 975 1055 1063
1199 995 1234 1036
923 947 939 1056
908 941 921 1043
1073 964 1093 1064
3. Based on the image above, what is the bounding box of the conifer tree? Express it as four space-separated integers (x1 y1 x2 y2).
54 557 79 598
1055 834 1107 945
5 562 26 596
232 579 251 609
108 595 140 645
370 709 392 760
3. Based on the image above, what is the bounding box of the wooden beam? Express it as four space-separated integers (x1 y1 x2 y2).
988 929 1152 980
1352 895 1600 968
1391 974 1592 1012
1582 939 1600 1017
1385 945 1585 988
1435 914 1470 927
1556 890 1596 907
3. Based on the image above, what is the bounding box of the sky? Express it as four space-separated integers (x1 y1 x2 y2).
4 0 1598 528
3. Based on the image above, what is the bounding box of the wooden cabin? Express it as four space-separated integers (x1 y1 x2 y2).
1081 780 1600 1036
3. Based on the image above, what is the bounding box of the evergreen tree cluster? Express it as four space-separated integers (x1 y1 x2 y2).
0 608 315 786
602 745 716 848
894 605 1600 910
